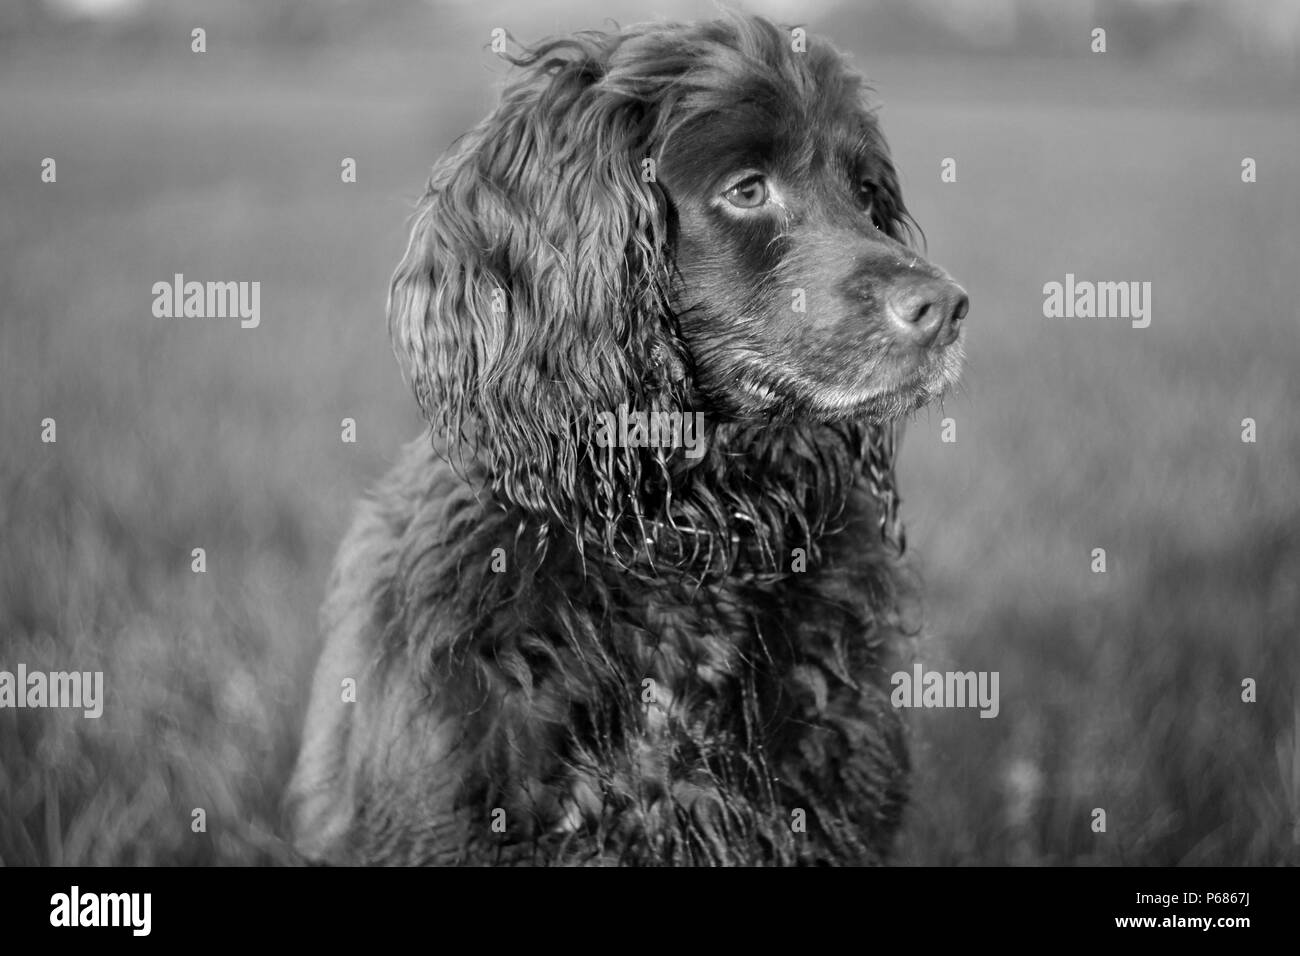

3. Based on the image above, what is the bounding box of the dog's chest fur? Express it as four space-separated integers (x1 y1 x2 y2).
344 438 910 865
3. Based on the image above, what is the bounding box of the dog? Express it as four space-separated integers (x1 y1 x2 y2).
287 11 967 865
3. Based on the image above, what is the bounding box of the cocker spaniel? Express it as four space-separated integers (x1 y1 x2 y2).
288 11 967 866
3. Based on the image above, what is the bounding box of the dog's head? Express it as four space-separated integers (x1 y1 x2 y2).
653 21 967 422
390 13 965 531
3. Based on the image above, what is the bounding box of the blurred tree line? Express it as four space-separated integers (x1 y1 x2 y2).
2 0 1296 72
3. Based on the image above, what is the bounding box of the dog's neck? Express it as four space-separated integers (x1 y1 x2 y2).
541 417 904 579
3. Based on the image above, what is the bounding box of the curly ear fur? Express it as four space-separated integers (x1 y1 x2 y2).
388 33 690 539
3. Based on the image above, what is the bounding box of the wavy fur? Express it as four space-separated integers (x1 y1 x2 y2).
287 11 967 866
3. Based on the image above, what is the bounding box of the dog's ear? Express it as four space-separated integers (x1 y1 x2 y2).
389 40 688 523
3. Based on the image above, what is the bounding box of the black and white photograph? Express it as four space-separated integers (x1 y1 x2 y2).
0 0 1295 927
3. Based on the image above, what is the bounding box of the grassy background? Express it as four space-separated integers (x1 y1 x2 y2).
1 1 1297 865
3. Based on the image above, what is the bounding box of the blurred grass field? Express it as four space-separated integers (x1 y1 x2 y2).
1 6 1297 865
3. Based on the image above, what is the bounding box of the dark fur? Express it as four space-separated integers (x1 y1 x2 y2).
288 12 966 866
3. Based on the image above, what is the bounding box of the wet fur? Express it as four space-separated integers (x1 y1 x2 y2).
287 13 946 866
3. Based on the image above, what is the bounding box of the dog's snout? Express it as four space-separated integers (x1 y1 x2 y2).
886 278 969 348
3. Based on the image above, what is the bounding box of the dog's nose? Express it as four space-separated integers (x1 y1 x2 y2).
886 278 969 348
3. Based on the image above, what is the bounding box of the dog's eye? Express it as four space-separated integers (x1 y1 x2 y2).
857 181 876 214
723 175 769 209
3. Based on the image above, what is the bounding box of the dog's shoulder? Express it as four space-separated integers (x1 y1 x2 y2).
286 437 485 863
